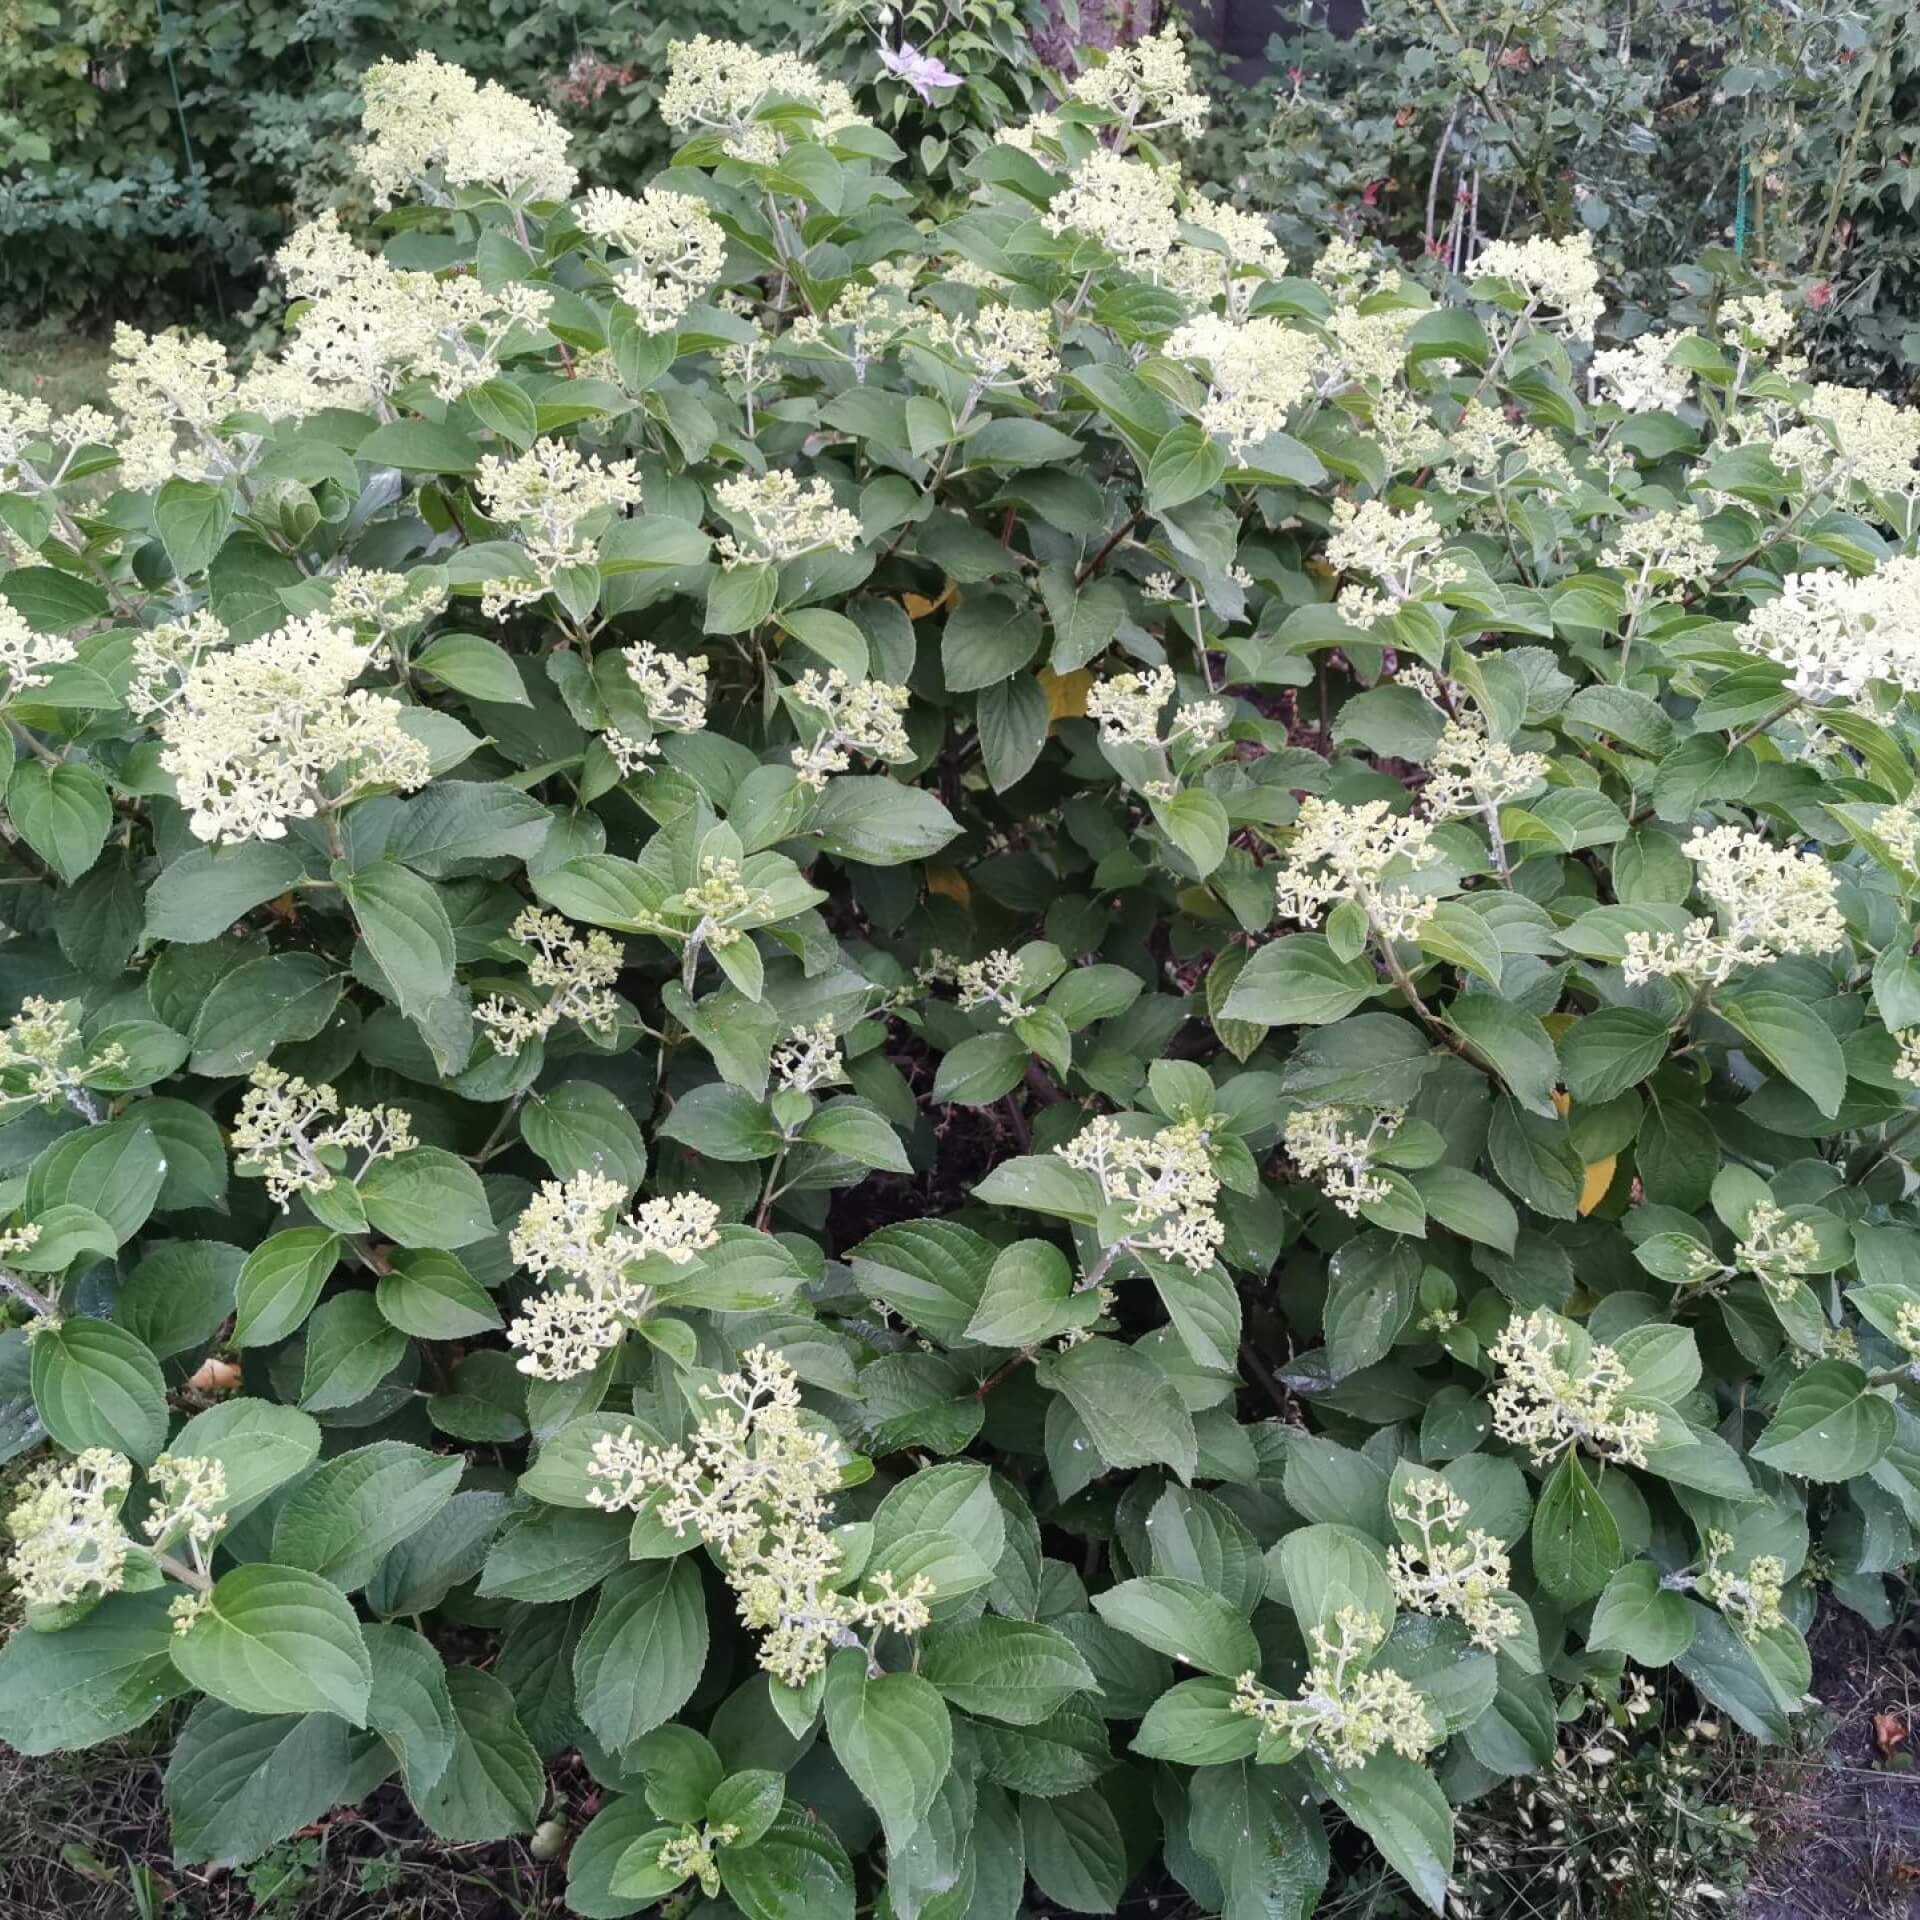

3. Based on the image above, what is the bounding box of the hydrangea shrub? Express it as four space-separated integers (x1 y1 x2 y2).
4 28 1920 1917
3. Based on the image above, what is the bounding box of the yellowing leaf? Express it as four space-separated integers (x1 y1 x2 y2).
926 865 970 905
1577 1155 1618 1217
902 578 959 621
1039 666 1092 727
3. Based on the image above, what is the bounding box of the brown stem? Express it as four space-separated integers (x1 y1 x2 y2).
1075 509 1145 588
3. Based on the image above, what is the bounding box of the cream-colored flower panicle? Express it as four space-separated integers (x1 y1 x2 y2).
1041 151 1182 272
1388 1475 1522 1651
585 1346 935 1686
1721 291 1796 354
1066 25 1211 138
1421 714 1548 821
1621 825 1846 988
108 324 241 491
1733 558 1920 705
156 614 431 843
1488 1309 1659 1469
789 669 912 788
1325 499 1464 628
5 1449 133 1612
1467 232 1605 340
357 51 577 206
1055 1116 1226 1272
921 303 1060 396
0 996 125 1118
624 643 711 733
231 1064 415 1207
580 187 728 334
715 471 864 569
1283 1105 1404 1218
507 1172 722 1378
948 949 1035 1023
0 390 116 493
1231 1609 1440 1767
475 441 644 614
772 1020 845 1094
0 593 76 704
1600 506 1718 599
1273 796 1440 942
1732 1200 1820 1304
659 35 869 165
1162 202 1287 317
328 566 450 639
1698 1529 1786 1638
475 909 625 1055
1165 313 1320 454
1590 330 1696 414
1085 664 1227 754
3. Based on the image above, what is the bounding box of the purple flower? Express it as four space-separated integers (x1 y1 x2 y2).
878 38 963 102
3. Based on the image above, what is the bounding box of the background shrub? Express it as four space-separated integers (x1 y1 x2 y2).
6 22 1920 1920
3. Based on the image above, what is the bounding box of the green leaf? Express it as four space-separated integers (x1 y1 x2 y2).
1091 1575 1260 1677
1313 1751 1453 1914
1021 1789 1127 1915
376 1249 503 1338
415 1666 545 1843
659 1082 781 1160
300 1290 409 1410
233 1228 340 1347
188 951 341 1075
1559 1008 1672 1103
173 1564 373 1724
1037 1336 1197 1484
519 1081 649 1188
8 760 110 883
29 1315 168 1464
719 1814 857 1920
1587 1560 1696 1667
1151 787 1229 877
1189 1757 1330 1920
921 1618 1097 1725
800 1098 912 1172
804 777 960 865
1219 935 1378 1027
573 1559 709 1752
0 1589 190 1755
1752 1361 1894 1481
1530 1451 1621 1604
415 632 532 705
1446 997 1558 1117
977 673 1049 792
358 1147 494 1248
823 1651 954 1854
1147 422 1229 511
166 1703 354 1869
358 418 483 474
27 1115 165 1243
341 860 456 1020
705 560 778 635
171 1397 322 1514
941 591 1041 691
1719 993 1846 1119
933 1029 1029 1106
154 477 232 577
1131 1677 1262 1764
272 1440 464 1593
145 842 307 942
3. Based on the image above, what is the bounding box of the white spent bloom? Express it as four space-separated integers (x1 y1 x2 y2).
143 1453 229 1553
715 471 863 569
1283 1105 1403 1218
108 324 240 491
1041 151 1182 271
922 303 1059 394
1721 291 1796 353
949 949 1034 1023
789 668 912 787
1273 795 1440 941
1488 1309 1659 1468
1467 232 1605 340
5 1449 133 1612
0 996 125 1114
1164 313 1320 454
357 51 577 206
158 615 430 843
1735 558 1920 704
1600 507 1719 596
1733 1199 1821 1303
579 187 728 334
1797 382 1920 497
1698 1529 1786 1638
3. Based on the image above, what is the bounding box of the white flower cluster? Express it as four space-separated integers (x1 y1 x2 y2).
357 50 577 206
1165 313 1321 454
1231 1609 1439 1767
642 856 773 959
1283 1105 1404 1218
1894 1029 1920 1087
1055 1115 1226 1271
1732 1200 1820 1304
655 1824 739 1898
1795 382 1920 496
1387 1475 1522 1652
230 1064 416 1207
579 187 728 334
1599 507 1719 597
1066 26 1211 137
1042 152 1182 271
1163 202 1287 318
1322 303 1418 390
1733 559 1920 705
1273 795 1441 942
328 567 450 639
715 470 864 569
475 441 644 614
108 324 243 492
1698 1529 1786 1638
1721 291 1797 354
508 1172 722 1378
946 949 1035 1023
1621 826 1846 988
0 996 125 1118
772 1019 846 1094
156 614 430 843
128 609 227 719
4 1449 132 1612
1085 664 1226 753
921 303 1060 395
1488 1310 1659 1469
1590 330 1695 414
0 390 116 494
269 212 555 412
475 909 625 1055
0 593 76 702
1325 499 1464 628
789 269 919 379
144 1452 230 1559
789 668 912 788
1422 715 1549 820
1467 232 1605 340
585 1346 935 1686
1451 400 1573 489
659 35 868 164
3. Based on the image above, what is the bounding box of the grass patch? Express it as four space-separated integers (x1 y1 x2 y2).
0 330 113 412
